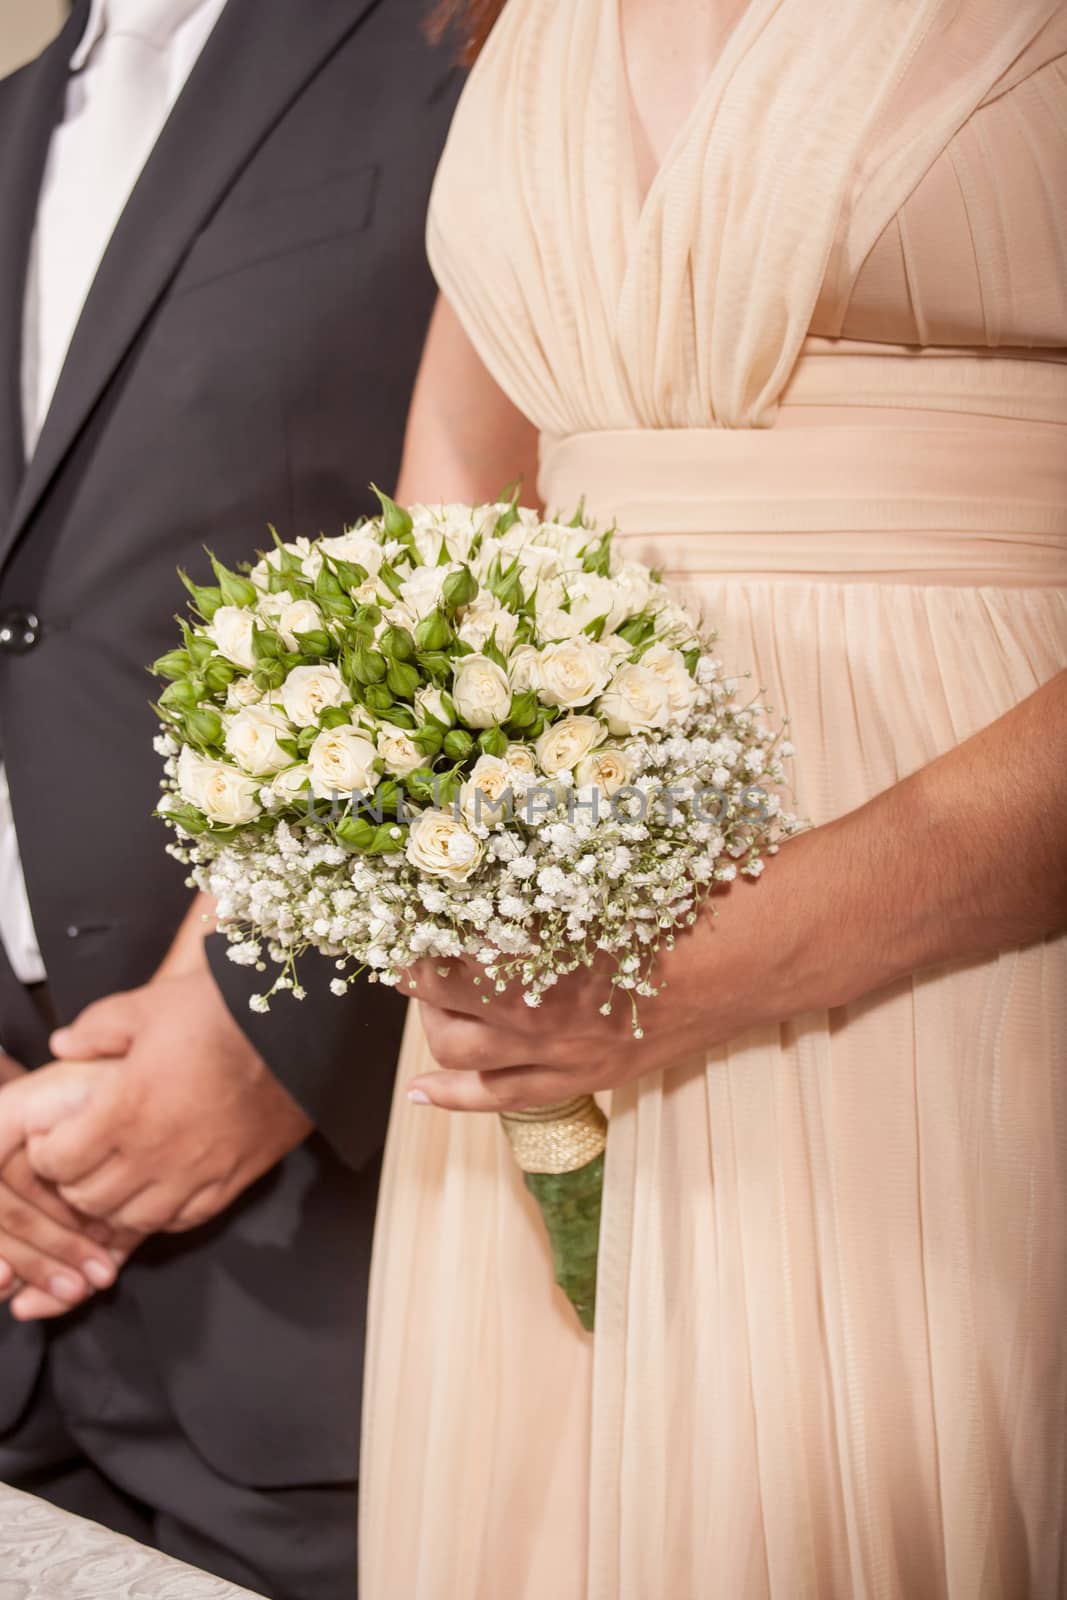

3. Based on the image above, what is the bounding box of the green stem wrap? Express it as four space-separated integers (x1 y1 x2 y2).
499 1095 608 1333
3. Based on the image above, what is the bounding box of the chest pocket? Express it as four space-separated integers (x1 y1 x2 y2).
175 163 380 295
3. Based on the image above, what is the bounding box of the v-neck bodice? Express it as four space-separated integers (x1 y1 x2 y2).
426 0 1067 435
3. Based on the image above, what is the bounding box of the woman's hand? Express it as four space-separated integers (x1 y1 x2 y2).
402 670 1067 1112
402 837 818 1111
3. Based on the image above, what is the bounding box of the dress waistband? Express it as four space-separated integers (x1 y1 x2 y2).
538 412 1067 585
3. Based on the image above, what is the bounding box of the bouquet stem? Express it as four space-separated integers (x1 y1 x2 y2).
499 1095 607 1332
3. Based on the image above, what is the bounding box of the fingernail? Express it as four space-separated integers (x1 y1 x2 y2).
407 1088 431 1105
49 1029 70 1051
83 1259 115 1289
49 1272 84 1302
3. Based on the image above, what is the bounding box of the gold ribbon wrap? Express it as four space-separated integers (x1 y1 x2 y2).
499 1094 608 1175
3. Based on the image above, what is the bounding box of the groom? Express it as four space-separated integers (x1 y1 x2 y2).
0 1 458 1594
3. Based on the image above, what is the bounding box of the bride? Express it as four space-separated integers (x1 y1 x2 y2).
361 1 1067 1595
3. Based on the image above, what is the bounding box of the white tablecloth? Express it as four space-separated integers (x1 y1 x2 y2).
0 1484 267 1598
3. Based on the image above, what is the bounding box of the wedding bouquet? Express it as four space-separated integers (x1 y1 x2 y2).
153 493 796 1329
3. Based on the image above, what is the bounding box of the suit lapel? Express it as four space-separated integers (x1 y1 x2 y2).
1 0 384 570
0 1 89 543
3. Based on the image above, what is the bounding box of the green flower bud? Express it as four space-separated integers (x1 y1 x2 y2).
386 659 421 700
375 779 402 815
184 707 223 746
330 558 368 593
368 822 405 855
371 485 414 543
353 602 382 631
413 723 444 757
186 634 216 666
178 571 223 621
160 678 201 710
442 566 478 609
506 690 538 730
379 625 416 662
377 561 405 600
415 651 451 682
210 554 258 608
253 660 287 692
336 815 375 852
348 643 387 686
414 608 452 652
251 624 285 661
443 728 474 761
376 705 417 730
293 628 333 657
363 683 394 713
152 649 192 681
318 706 351 731
478 726 508 759
203 658 236 694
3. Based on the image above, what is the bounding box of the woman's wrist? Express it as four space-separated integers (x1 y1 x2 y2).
715 795 923 1038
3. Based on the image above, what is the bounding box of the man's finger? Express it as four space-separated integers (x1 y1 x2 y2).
0 1052 26 1087
9 1285 90 1322
55 1156 144 1221
1 1148 112 1244
167 1179 231 1234
22 1066 121 1185
407 1065 573 1113
0 1176 117 1290
0 1219 103 1306
50 991 143 1061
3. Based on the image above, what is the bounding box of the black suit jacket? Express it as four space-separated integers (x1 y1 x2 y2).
0 0 460 1484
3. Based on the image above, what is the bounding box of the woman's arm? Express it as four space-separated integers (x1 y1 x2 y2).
395 295 541 506
403 668 1067 1110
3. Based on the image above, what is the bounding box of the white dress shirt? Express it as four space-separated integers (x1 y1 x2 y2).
1 0 226 983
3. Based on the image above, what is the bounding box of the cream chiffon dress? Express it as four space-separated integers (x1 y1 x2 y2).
361 3 1067 1595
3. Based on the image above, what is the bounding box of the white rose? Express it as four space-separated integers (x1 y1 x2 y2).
276 599 324 652
509 542 570 584
641 642 698 719
209 605 257 670
376 727 424 777
377 601 420 638
452 654 512 729
535 715 604 775
270 763 312 805
574 746 633 797
507 644 540 693
406 809 485 883
318 528 384 575
415 686 454 727
254 537 322 583
409 504 489 564
176 746 262 824
505 743 538 781
501 521 586 567
611 560 656 615
459 755 517 829
596 662 672 735
457 596 520 654
399 563 459 619
530 637 613 709
280 663 349 726
225 677 263 710
224 703 293 776
537 573 629 641
307 727 380 798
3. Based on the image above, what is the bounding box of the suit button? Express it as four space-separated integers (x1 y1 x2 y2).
0 609 41 653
